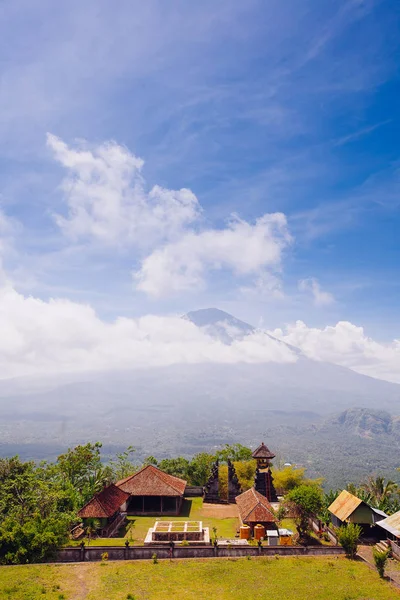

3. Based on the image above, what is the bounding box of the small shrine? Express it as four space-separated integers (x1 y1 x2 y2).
252 442 278 502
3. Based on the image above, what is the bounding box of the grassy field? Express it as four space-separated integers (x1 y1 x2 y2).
74 498 239 547
0 557 399 600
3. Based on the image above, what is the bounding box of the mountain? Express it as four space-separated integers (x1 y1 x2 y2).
0 308 399 488
184 308 255 343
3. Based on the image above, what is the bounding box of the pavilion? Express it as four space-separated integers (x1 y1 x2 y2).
117 464 187 515
77 483 129 536
235 487 278 535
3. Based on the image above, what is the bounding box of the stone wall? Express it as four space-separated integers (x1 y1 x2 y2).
55 544 345 563
184 486 204 497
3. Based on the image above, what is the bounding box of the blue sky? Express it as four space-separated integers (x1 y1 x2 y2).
0 0 399 348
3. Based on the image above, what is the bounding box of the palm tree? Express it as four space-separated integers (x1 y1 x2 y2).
84 518 101 544
361 476 397 511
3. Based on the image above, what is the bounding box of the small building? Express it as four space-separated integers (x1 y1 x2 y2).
117 465 187 515
235 487 278 536
376 511 400 543
328 490 387 530
77 483 129 537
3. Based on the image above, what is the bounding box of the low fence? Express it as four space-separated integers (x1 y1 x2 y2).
390 540 400 561
184 486 204 497
55 544 345 563
309 516 338 544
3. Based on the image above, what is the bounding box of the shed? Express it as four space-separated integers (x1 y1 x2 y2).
235 487 278 535
117 465 187 515
328 490 387 528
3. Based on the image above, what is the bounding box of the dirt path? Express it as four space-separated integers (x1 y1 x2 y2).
201 503 239 518
71 564 90 600
358 545 400 589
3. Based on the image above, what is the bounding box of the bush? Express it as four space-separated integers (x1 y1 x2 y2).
337 523 362 559
373 547 390 578
152 552 158 564
101 551 108 562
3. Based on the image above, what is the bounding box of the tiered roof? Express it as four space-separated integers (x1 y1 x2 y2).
251 442 275 460
235 487 277 524
77 484 129 519
117 465 187 497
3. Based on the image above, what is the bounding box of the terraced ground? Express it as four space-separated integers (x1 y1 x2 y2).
1 556 399 600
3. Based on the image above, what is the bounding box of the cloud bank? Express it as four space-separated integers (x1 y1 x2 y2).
271 321 400 384
0 282 398 384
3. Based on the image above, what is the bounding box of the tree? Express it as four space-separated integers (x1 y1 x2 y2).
187 453 215 486
273 465 324 495
56 443 111 508
143 456 158 467
285 485 324 541
157 457 190 480
373 547 391 578
361 476 398 513
109 446 136 481
84 518 101 545
215 444 253 462
337 523 362 559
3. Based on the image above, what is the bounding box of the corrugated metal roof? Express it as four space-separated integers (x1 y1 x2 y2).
328 490 363 521
376 511 400 537
371 507 388 518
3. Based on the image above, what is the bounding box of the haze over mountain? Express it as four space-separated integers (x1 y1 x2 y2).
0 308 399 488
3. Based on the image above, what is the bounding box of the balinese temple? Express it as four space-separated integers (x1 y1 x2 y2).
252 442 278 502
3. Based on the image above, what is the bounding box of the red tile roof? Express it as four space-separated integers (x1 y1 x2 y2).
117 465 187 497
252 442 275 460
236 487 278 524
77 484 130 519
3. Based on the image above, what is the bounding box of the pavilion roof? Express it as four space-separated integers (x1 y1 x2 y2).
252 442 275 460
117 465 187 497
235 487 278 524
77 484 129 519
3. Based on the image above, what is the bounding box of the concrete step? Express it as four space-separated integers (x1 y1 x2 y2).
375 541 390 553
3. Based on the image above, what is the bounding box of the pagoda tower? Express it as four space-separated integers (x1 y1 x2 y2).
252 442 278 502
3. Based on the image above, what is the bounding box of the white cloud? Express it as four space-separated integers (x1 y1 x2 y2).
0 281 398 384
48 134 292 298
298 277 335 307
0 283 296 379
271 320 400 384
47 133 201 248
135 213 291 296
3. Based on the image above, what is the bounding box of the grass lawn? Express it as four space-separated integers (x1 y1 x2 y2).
74 498 239 547
0 557 399 600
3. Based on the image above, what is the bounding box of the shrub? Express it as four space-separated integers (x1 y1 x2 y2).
101 551 109 563
127 595 136 600
181 540 189 546
337 523 362 559
152 552 158 564
373 547 390 578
